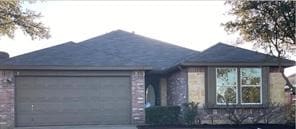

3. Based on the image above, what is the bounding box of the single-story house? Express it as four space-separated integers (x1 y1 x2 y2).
0 30 294 128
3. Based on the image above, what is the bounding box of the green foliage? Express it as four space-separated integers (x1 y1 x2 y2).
181 102 200 125
223 1 295 56
145 106 181 125
0 0 50 39
223 0 295 94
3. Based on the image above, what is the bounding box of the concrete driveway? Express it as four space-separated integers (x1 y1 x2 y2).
15 125 137 129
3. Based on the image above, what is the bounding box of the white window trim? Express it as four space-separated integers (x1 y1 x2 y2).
240 68 262 105
216 67 238 105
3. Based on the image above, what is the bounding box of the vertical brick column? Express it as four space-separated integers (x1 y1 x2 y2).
131 71 145 124
0 71 14 129
167 70 188 106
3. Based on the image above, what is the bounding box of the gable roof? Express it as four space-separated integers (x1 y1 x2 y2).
2 31 294 71
2 30 198 71
78 30 199 71
183 43 295 67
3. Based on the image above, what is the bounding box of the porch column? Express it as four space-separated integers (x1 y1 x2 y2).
131 71 145 124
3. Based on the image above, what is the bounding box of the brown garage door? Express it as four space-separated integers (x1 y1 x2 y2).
16 76 131 126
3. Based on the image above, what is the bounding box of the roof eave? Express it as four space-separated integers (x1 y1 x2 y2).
181 62 295 67
0 65 152 71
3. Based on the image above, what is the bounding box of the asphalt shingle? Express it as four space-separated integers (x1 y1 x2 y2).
3 31 294 71
3 30 199 71
185 42 295 66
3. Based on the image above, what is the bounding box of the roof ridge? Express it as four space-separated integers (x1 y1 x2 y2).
193 42 225 57
201 42 274 58
80 29 200 53
217 42 290 60
79 30 132 44
130 32 199 53
183 42 295 67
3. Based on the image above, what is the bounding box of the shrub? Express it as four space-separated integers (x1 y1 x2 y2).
145 106 181 125
181 102 200 125
223 106 253 125
256 103 284 124
220 103 285 125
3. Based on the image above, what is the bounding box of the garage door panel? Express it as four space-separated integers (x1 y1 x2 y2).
16 76 131 126
16 115 33 126
32 114 100 124
16 103 32 113
18 113 122 126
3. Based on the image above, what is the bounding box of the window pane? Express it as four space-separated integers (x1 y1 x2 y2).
241 87 260 103
216 68 237 104
241 68 261 85
217 86 237 104
216 68 237 86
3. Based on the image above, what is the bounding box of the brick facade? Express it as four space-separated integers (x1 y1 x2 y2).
131 71 145 124
167 67 205 107
167 69 188 106
0 71 14 129
166 67 290 124
0 67 289 126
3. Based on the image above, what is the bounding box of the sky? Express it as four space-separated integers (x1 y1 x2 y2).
0 1 295 76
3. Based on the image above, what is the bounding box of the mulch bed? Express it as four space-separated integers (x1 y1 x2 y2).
137 124 295 129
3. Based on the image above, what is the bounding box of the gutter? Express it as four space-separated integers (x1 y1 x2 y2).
0 65 153 71
181 62 295 67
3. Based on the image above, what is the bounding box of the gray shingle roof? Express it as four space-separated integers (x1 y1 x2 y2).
184 42 295 66
3 31 294 71
78 30 199 71
3 30 199 71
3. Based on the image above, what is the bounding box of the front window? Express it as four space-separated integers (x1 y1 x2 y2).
215 67 262 105
240 68 262 104
216 68 238 104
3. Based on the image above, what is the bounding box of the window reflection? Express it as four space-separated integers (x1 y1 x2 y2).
216 68 237 104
